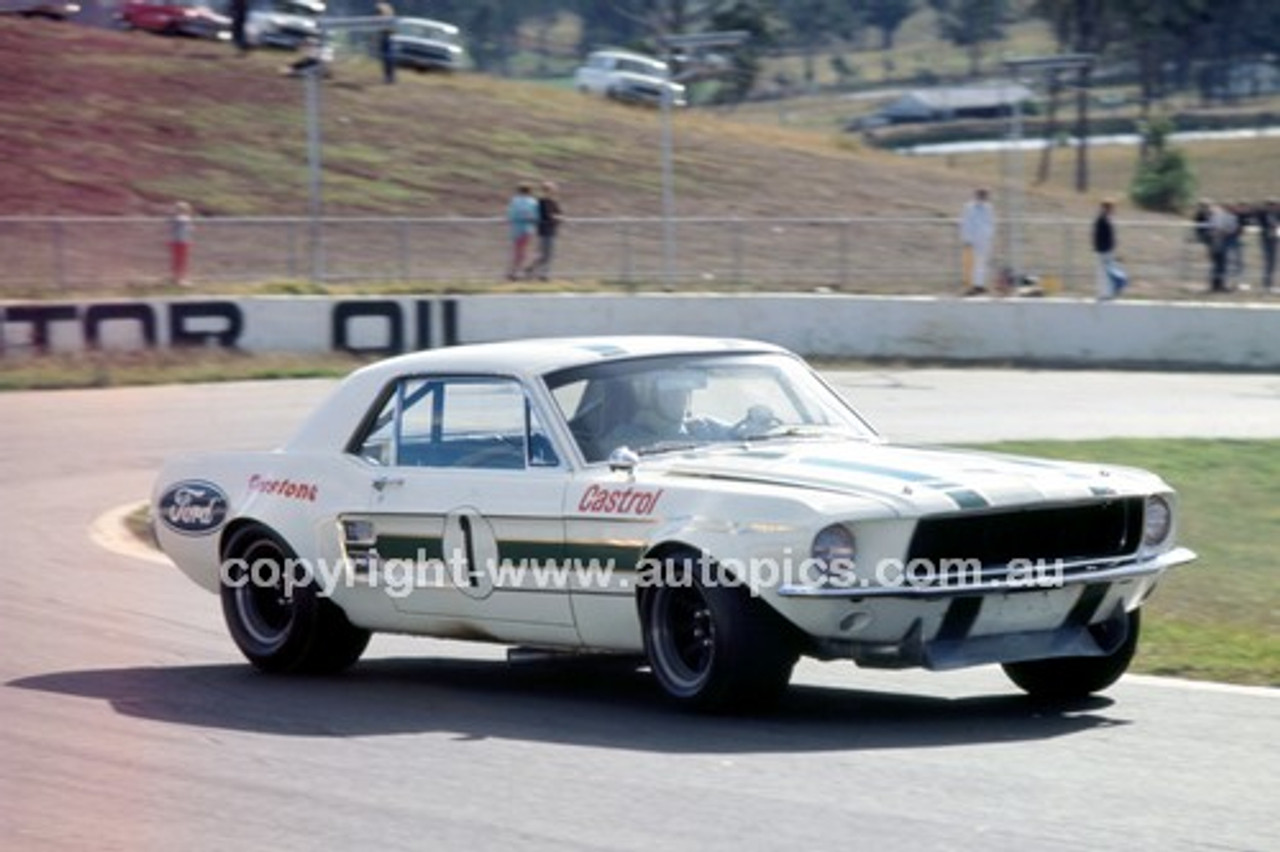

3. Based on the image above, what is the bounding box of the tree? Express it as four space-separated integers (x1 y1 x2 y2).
775 0 856 87
706 0 781 102
1027 0 1110 192
864 0 916 50
927 0 1011 77
424 0 528 74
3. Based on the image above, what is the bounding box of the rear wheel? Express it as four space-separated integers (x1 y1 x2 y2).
641 552 797 712
220 526 369 674
1002 609 1140 700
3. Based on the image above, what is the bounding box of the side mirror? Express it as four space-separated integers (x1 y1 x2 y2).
607 446 639 474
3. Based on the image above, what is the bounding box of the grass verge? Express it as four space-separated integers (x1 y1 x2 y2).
980 439 1280 687
0 350 369 391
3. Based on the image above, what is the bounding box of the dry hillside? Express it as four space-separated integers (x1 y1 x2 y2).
1 17 1103 222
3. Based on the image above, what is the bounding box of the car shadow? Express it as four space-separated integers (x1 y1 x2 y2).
8 654 1125 753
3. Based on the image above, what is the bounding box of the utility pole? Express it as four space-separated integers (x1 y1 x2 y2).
305 59 324 283
1003 54 1095 281
656 30 748 287
304 15 393 283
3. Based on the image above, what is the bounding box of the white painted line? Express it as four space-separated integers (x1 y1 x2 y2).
90 500 173 567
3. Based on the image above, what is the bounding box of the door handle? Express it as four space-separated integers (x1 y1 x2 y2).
372 476 405 492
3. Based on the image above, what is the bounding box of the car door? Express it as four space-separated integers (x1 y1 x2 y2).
342 374 577 645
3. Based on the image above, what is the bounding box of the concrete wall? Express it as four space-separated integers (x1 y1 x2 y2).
3 294 1278 369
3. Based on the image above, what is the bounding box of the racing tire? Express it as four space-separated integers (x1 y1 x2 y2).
641 552 797 712
1002 608 1140 701
220 526 370 674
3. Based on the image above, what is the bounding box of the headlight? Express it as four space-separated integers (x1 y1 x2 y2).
811 524 856 579
1143 495 1173 547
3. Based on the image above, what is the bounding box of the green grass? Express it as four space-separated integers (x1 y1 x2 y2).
0 350 369 391
979 439 1280 686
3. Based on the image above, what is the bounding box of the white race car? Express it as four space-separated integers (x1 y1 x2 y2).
152 337 1195 711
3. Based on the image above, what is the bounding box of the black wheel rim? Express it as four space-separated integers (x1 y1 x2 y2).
652 585 715 692
232 539 297 649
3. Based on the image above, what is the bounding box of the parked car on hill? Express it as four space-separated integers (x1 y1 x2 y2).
244 0 321 50
575 48 687 107
0 0 79 18
389 16 466 72
118 0 230 40
152 336 1194 712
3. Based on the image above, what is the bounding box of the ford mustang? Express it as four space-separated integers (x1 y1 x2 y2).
152 337 1195 711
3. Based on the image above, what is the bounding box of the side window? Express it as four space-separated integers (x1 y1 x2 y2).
354 377 559 470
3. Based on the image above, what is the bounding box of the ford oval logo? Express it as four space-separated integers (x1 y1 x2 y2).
158 480 229 536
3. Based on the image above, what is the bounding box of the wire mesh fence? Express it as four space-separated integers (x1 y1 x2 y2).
0 215 1223 297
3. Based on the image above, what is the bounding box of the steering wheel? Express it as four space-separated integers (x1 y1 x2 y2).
730 404 783 438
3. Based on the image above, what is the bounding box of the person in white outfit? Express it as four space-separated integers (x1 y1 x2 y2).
959 188 996 294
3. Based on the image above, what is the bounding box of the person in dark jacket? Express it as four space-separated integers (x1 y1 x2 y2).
378 2 396 84
525 181 563 281
1092 199 1119 299
1258 199 1277 293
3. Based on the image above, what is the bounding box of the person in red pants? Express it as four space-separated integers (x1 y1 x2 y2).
170 201 193 286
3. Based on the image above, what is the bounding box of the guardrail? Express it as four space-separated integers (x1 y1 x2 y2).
0 215 1238 297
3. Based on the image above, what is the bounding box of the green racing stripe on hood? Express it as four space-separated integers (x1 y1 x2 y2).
797 456 992 509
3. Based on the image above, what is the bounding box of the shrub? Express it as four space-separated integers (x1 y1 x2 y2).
1129 118 1196 213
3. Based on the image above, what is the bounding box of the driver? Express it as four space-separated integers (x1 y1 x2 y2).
603 372 709 451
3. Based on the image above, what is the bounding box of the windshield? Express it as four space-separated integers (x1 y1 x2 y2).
545 352 876 463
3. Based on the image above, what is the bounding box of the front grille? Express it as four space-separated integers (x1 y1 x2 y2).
907 498 1144 582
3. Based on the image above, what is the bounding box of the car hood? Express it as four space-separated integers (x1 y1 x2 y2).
654 439 1156 515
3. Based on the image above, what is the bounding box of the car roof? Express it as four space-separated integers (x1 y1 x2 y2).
360 335 783 380
397 16 457 31
283 336 786 452
589 48 665 62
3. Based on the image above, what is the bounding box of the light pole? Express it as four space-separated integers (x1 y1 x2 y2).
1002 54 1094 284
304 15 395 283
657 30 748 287
305 56 324 282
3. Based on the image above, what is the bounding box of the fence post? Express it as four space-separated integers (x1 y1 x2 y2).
731 218 744 284
1063 221 1076 295
398 218 410 282
51 219 68 291
287 219 299 280
839 219 851 289
620 220 633 284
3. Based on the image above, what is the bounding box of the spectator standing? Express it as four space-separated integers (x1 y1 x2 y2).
959 188 995 295
506 183 539 280
1225 202 1246 287
230 0 249 54
1092 199 1121 300
1191 199 1213 262
1207 202 1237 292
1259 199 1278 293
170 201 193 287
377 2 396 85
525 180 563 281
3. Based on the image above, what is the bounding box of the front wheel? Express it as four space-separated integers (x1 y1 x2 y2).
220 526 370 674
641 553 797 712
1002 608 1140 700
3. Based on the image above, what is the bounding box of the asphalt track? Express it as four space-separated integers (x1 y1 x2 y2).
1 369 1277 851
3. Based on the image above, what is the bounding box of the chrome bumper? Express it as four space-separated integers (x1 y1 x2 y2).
777 546 1196 600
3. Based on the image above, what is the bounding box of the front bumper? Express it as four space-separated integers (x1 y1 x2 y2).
777 547 1196 599
773 547 1195 670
